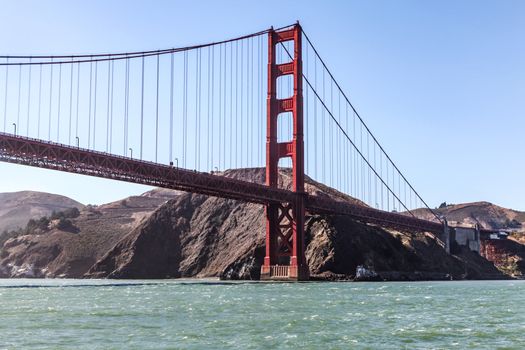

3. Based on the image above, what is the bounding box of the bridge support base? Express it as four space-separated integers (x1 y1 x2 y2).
260 265 309 281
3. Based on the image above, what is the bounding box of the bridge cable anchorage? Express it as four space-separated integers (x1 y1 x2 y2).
299 28 441 223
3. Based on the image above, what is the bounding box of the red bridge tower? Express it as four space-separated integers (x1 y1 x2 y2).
261 23 309 281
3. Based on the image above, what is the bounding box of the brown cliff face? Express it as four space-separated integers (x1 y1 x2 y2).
85 169 504 281
480 239 525 278
0 168 508 280
0 190 178 278
86 193 265 279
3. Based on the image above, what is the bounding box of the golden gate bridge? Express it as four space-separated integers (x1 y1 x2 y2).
0 23 486 280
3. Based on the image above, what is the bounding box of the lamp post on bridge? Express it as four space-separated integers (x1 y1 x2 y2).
129 148 133 159
12 123 16 136
75 136 80 148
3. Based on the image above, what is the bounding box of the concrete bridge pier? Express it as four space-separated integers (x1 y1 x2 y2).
443 219 451 254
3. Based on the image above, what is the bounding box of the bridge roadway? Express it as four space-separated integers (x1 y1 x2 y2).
0 132 445 234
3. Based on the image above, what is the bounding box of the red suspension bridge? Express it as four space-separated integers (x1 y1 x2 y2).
0 23 478 280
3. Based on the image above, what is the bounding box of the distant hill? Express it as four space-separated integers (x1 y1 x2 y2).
412 202 525 232
0 191 84 233
0 188 181 278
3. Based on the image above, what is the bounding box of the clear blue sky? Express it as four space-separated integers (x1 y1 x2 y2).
0 0 523 209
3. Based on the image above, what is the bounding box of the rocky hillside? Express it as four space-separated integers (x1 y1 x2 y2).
0 189 179 278
0 191 84 234
413 202 525 232
0 169 508 280
85 174 502 281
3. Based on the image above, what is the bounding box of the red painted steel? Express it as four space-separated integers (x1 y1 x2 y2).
261 24 308 281
0 132 296 204
0 132 447 236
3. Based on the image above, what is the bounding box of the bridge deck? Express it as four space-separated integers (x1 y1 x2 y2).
0 132 444 234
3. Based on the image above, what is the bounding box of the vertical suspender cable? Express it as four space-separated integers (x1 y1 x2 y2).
48 59 54 140
374 142 377 207
345 98 349 194
247 37 251 167
26 58 32 136
16 64 22 135
305 40 309 176
156 54 160 163
229 42 233 167
105 60 110 151
37 64 42 138
235 41 239 169
359 123 365 200
239 41 243 168
87 61 92 148
140 56 145 160
57 63 62 142
183 51 188 168
140 56 145 159
69 59 74 145
218 44 223 170
200 48 204 170
210 46 214 170
3 58 8 132
194 50 199 169
75 63 80 143
385 160 390 211
109 60 114 153
207 48 211 170
322 68 325 183
195 49 200 169
367 132 370 204
257 36 261 167
314 53 318 180
219 43 227 170
93 61 98 148
124 58 130 155
170 52 174 165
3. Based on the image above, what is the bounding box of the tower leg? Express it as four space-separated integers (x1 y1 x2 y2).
260 23 309 281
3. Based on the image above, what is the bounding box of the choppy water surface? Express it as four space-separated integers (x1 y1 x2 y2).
1 279 524 349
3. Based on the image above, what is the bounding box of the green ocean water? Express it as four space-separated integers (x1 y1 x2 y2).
0 279 524 349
